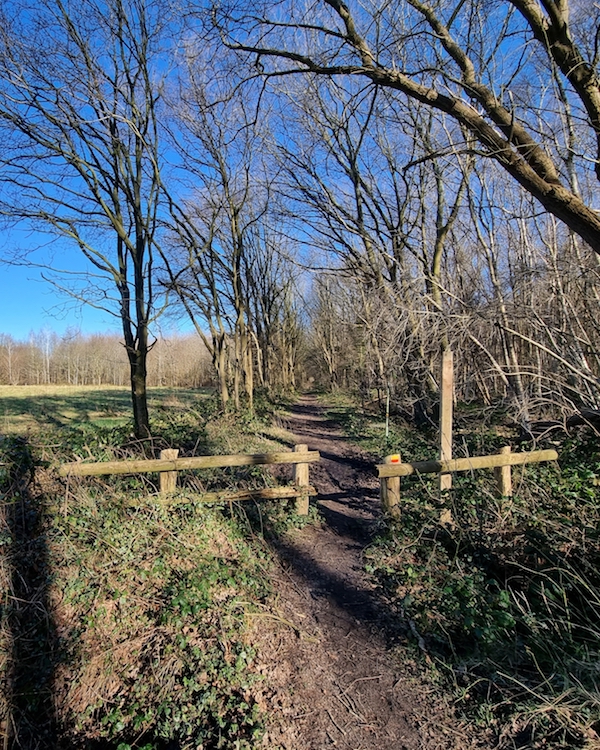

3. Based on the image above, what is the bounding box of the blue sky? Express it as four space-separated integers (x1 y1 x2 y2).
0 262 195 342
0 226 122 340
0 227 191 343
0 263 121 340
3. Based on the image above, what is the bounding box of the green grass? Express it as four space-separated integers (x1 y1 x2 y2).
0 385 217 435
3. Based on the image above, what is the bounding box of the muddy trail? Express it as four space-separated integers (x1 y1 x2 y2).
255 396 480 750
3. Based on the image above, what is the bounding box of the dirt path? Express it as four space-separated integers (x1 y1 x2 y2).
255 396 476 750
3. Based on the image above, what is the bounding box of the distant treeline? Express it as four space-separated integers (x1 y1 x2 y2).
0 330 213 388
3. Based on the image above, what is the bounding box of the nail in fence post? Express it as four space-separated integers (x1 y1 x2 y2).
294 444 310 515
494 445 513 497
381 454 401 518
160 449 180 495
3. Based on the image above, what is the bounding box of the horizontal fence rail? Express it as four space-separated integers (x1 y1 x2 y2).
59 450 320 477
59 445 320 515
377 449 558 478
377 447 559 517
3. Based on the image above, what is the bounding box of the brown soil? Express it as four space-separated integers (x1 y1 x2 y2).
254 396 483 750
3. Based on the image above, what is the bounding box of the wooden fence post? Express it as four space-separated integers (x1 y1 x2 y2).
294 444 310 515
381 454 401 518
160 449 179 495
440 349 454 492
494 446 513 497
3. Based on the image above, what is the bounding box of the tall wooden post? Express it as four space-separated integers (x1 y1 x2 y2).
439 349 454 492
381 454 401 518
159 448 179 495
294 444 310 515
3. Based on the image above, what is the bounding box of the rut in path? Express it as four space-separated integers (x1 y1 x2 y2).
256 396 476 750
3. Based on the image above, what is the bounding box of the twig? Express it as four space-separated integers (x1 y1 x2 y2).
341 674 383 696
326 708 347 736
408 618 432 664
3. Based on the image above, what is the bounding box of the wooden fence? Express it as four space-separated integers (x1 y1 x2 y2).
59 443 320 515
378 446 558 517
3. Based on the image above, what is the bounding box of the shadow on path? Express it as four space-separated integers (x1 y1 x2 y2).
272 397 408 645
2 438 58 749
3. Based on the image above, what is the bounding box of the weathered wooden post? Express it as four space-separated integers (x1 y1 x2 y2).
439 349 454 492
159 448 179 495
294 444 310 515
381 453 401 518
494 446 513 497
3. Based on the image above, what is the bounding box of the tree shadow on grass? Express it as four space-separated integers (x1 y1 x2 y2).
0 387 215 437
2 437 59 749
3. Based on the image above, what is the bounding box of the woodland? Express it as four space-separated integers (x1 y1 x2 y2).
0 0 598 434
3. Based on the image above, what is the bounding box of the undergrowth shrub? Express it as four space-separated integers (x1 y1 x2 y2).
50 493 271 749
364 424 600 749
1 391 306 750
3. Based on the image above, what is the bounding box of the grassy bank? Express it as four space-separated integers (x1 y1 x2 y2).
0 387 298 749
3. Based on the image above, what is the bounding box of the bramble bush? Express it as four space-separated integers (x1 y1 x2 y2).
365 424 600 749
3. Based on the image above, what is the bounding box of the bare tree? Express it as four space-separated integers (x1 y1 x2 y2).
210 0 600 256
0 333 24 385
164 59 295 410
243 225 304 394
271 75 473 405
0 0 176 437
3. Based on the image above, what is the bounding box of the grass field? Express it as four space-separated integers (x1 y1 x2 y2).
0 385 212 434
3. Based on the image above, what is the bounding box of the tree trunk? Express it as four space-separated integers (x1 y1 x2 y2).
125 340 151 439
214 335 230 408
